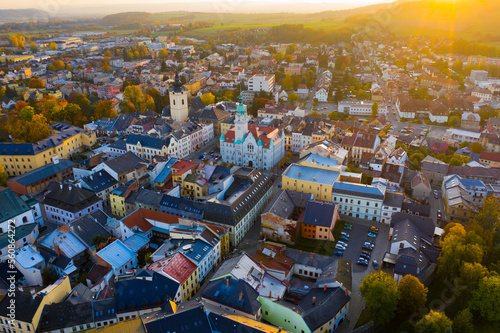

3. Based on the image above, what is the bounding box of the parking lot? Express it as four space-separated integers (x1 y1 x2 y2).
333 217 390 273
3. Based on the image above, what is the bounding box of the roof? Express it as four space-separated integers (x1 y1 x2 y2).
7 159 75 187
302 201 337 227
0 223 37 250
14 245 44 269
0 126 89 156
96 240 136 270
122 208 179 233
284 248 335 269
383 192 404 208
181 239 213 264
126 134 171 150
480 151 500 163
67 214 111 247
86 264 111 285
39 300 93 331
104 151 145 174
202 278 261 316
142 305 211 333
199 106 231 121
0 292 43 323
92 298 117 322
332 181 385 199
134 188 164 207
341 132 378 149
42 182 101 213
0 188 32 222
300 153 339 169
263 189 309 219
283 164 339 186
80 170 118 193
152 252 197 284
122 233 150 253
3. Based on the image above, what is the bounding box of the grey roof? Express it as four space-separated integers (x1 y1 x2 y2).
80 170 117 193
67 214 111 247
38 300 93 332
108 139 127 150
42 182 101 213
52 254 72 270
104 151 145 174
383 192 404 208
302 201 337 227
7 159 75 186
401 202 431 217
0 223 37 250
0 292 43 323
92 298 116 322
201 277 261 316
391 212 435 238
144 304 211 333
285 248 335 269
126 134 171 150
263 189 310 218
135 188 164 207
67 283 94 304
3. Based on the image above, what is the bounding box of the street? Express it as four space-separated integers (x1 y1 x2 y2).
186 137 219 163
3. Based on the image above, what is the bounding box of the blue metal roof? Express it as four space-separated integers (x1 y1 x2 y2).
154 158 177 184
122 234 149 253
332 181 384 198
96 240 136 270
126 134 170 150
182 239 213 264
283 164 339 186
0 188 32 223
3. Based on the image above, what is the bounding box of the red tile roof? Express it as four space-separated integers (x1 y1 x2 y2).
172 160 198 176
223 125 282 149
122 208 179 232
480 151 500 163
161 253 197 284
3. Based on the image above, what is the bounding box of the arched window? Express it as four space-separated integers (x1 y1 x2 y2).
173 99 176 105
22 216 28 223
247 144 254 152
182 99 185 105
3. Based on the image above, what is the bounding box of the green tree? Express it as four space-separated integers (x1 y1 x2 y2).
460 262 489 292
359 271 400 324
288 92 299 105
448 115 461 128
471 275 500 322
20 106 35 122
474 196 500 231
459 141 469 148
371 101 378 118
415 310 452 333
94 100 117 120
398 275 428 317
30 41 38 53
449 157 462 166
452 309 474 333
73 94 92 119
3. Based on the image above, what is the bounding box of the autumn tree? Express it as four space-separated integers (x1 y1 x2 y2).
28 78 45 88
26 114 51 143
30 41 38 53
122 85 147 113
20 106 35 122
73 94 92 119
471 275 500 322
359 271 400 324
288 92 299 105
397 275 428 317
415 310 453 333
469 142 483 154
460 262 489 293
94 100 117 120
49 42 57 51
201 92 215 106
474 196 500 232
0 163 7 187
372 101 378 118
159 48 168 59
8 34 26 50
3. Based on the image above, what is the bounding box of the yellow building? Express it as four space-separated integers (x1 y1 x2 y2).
281 164 339 202
110 180 138 217
0 126 96 177
0 276 71 332
201 222 230 262
182 174 208 198
162 253 199 302
48 90 63 99
220 120 233 136
298 153 342 172
184 77 206 96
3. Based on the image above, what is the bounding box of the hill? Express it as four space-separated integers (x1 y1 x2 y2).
0 9 49 22
101 12 152 26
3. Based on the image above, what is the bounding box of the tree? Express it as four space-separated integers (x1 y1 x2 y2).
448 115 461 128
0 163 7 187
371 101 378 118
8 34 26 50
469 142 483 154
459 141 469 148
449 157 462 166
474 196 500 232
92 234 108 247
94 100 117 120
147 88 164 114
62 103 82 124
415 310 452 333
460 262 488 293
471 275 500 322
201 92 215 106
28 78 45 88
27 114 51 143
20 106 35 122
288 93 299 105
452 309 474 333
49 42 57 51
73 94 92 119
397 275 428 317
30 41 38 53
159 48 168 59
359 271 400 324
123 85 146 113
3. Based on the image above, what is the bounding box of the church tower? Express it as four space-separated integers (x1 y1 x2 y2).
234 93 248 142
168 72 189 122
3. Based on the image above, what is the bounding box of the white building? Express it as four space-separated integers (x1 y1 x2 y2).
248 74 275 93
220 97 285 171
169 73 189 122
338 100 388 116
315 88 328 102
14 245 45 286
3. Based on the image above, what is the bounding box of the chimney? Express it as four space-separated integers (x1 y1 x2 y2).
239 291 243 302
312 296 316 305
299 250 302 255
226 278 229 288
345 288 348 296
324 284 327 292
269 290 272 298
73 291 78 297
310 252 314 258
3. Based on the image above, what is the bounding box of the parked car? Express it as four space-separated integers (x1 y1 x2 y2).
339 235 350 242
357 258 369 266
198 154 205 160
335 243 347 251
337 241 348 248
372 260 379 270
370 226 379 232
333 250 343 257
367 232 377 238
360 253 370 260
343 224 352 230
437 210 442 220
362 245 374 251
362 250 371 256
344 223 353 229
340 232 350 238
434 190 439 199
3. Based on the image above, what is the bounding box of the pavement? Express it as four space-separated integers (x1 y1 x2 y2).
334 215 391 333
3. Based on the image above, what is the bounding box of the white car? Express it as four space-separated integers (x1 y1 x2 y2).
335 243 347 251
337 241 348 248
